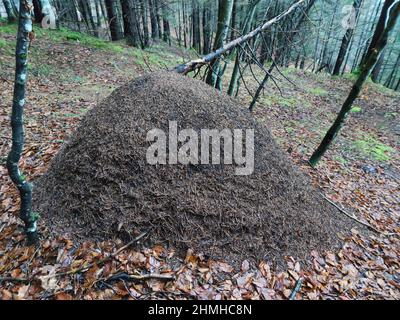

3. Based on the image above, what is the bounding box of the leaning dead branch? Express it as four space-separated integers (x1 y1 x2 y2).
174 0 306 75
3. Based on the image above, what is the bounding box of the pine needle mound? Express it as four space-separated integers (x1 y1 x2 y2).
34 71 352 267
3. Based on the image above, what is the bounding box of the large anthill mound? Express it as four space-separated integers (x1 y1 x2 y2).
34 71 353 267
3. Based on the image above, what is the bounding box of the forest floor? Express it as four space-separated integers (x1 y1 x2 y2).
0 23 399 300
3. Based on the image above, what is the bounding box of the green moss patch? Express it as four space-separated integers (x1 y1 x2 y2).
351 133 394 162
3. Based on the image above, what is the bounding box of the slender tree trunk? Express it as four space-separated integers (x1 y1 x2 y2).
32 0 43 22
3 0 16 22
359 0 395 68
318 0 339 71
332 0 363 75
395 77 400 91
227 0 260 95
95 0 103 33
105 0 124 40
182 0 187 47
155 0 162 39
384 54 400 87
162 4 171 45
371 49 385 82
202 2 211 54
141 0 150 47
191 0 201 52
205 0 234 87
148 0 159 39
7 0 39 244
229 0 237 41
309 0 400 166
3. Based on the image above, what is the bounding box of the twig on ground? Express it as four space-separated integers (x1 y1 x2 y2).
107 272 175 283
0 231 148 284
320 193 395 236
0 277 32 283
47 231 148 278
289 277 303 300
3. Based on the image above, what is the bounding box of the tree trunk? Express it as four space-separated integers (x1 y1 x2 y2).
155 0 162 39
205 0 234 87
182 0 187 47
7 0 38 244
309 0 400 167
359 0 395 68
202 2 212 54
229 0 237 41
2 0 16 22
227 0 260 95
141 0 150 47
148 0 159 39
105 0 124 40
332 0 363 75
371 49 385 82
32 0 43 23
162 4 171 45
191 0 201 52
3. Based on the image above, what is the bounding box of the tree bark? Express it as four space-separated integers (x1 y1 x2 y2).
141 0 150 47
205 0 234 87
2 0 16 22
191 0 201 52
359 0 395 68
148 0 159 39
7 0 38 244
105 0 124 41
309 0 400 167
332 0 363 75
202 2 212 54
227 0 261 96
162 3 171 45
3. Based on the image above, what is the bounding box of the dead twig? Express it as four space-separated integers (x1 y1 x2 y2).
47 231 148 278
0 277 32 283
320 193 395 236
0 231 148 284
289 277 303 300
107 272 175 283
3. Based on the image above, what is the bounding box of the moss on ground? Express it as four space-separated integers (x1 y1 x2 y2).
350 133 394 162
350 105 362 113
307 87 328 96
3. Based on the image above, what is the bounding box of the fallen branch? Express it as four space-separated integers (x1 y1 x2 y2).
46 231 149 278
0 231 148 284
289 278 303 300
320 193 395 236
174 0 306 75
107 272 175 283
0 277 32 283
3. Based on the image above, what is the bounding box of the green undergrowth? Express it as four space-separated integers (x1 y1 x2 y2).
0 23 181 69
261 94 299 108
349 133 394 162
350 105 362 113
307 86 328 96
